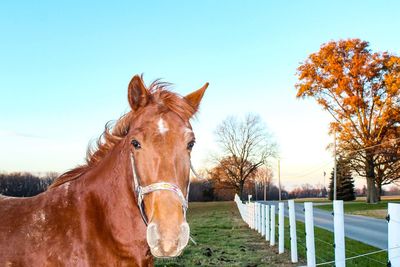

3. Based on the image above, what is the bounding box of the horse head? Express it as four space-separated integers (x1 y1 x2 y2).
126 75 208 258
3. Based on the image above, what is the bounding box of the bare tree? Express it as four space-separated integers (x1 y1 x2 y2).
214 114 277 200
253 167 273 201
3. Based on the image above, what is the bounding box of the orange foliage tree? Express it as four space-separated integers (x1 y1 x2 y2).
296 39 400 203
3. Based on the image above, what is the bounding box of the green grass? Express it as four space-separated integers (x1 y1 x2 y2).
277 216 387 266
316 200 400 213
155 202 388 266
155 202 296 267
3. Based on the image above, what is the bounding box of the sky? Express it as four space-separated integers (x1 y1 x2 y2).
1 1 400 190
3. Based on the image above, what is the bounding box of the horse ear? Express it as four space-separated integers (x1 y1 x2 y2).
184 82 209 115
128 75 149 111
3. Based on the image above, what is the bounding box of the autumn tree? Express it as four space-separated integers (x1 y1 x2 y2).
213 114 276 200
296 39 400 203
373 129 400 199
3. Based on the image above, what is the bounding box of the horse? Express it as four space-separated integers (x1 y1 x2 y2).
0 75 208 266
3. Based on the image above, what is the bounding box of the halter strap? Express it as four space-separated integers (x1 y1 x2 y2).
130 154 190 225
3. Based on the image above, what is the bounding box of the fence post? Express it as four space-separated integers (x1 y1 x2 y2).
279 202 284 254
270 204 276 246
253 203 255 230
246 203 250 226
259 203 263 234
261 204 265 236
254 202 257 231
254 203 257 231
265 205 270 241
256 202 260 232
334 200 345 267
249 202 254 229
288 200 298 263
257 203 261 233
304 202 316 267
388 203 400 267
246 203 248 227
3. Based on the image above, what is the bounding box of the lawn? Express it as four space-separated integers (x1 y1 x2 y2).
155 201 388 266
278 217 387 266
316 199 400 219
155 202 297 267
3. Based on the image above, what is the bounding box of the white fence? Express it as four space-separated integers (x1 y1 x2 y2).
234 194 400 267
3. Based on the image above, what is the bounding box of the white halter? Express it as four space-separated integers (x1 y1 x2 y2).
130 154 197 225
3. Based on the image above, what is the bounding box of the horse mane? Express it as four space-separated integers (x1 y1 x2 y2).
49 78 195 189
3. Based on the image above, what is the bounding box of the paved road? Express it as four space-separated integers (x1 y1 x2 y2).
259 201 388 249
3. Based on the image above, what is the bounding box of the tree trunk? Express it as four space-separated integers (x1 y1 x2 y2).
376 182 382 202
365 155 378 203
263 181 267 201
239 180 245 201
254 181 257 201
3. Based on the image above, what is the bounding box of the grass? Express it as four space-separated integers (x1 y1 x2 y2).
277 217 387 266
295 196 400 219
294 195 400 204
155 202 297 267
316 199 400 217
155 201 390 266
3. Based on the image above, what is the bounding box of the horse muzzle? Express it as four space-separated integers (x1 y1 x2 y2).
146 221 190 258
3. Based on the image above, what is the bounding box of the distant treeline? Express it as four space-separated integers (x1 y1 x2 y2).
0 173 288 201
188 179 288 202
5 172 392 202
0 172 57 197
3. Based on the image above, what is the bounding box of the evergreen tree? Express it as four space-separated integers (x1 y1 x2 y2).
328 157 356 201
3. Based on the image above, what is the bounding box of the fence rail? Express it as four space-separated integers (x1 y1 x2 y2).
234 194 400 267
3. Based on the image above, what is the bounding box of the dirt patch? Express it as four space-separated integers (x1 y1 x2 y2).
349 209 387 219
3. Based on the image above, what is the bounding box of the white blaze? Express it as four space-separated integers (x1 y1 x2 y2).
158 118 169 134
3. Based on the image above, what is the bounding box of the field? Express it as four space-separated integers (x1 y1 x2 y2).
280 218 387 266
316 198 400 219
155 202 297 267
294 195 400 204
155 202 387 266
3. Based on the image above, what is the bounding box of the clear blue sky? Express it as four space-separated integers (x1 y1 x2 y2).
1 1 400 189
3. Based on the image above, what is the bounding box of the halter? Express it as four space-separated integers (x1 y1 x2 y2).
130 154 195 225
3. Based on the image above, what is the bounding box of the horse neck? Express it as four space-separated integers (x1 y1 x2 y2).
81 142 147 242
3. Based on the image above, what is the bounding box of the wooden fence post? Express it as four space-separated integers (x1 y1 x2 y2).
334 200 345 267
254 202 258 231
270 205 276 246
259 203 263 234
249 202 255 229
261 204 265 236
257 203 262 234
265 205 270 241
279 202 284 254
288 200 298 263
304 202 316 267
247 203 250 228
388 203 400 267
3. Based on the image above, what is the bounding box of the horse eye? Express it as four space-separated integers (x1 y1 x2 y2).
131 139 141 149
187 141 195 150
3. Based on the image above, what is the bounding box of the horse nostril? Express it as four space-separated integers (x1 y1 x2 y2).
178 222 190 250
146 223 159 249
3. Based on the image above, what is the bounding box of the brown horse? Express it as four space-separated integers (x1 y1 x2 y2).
0 75 208 266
